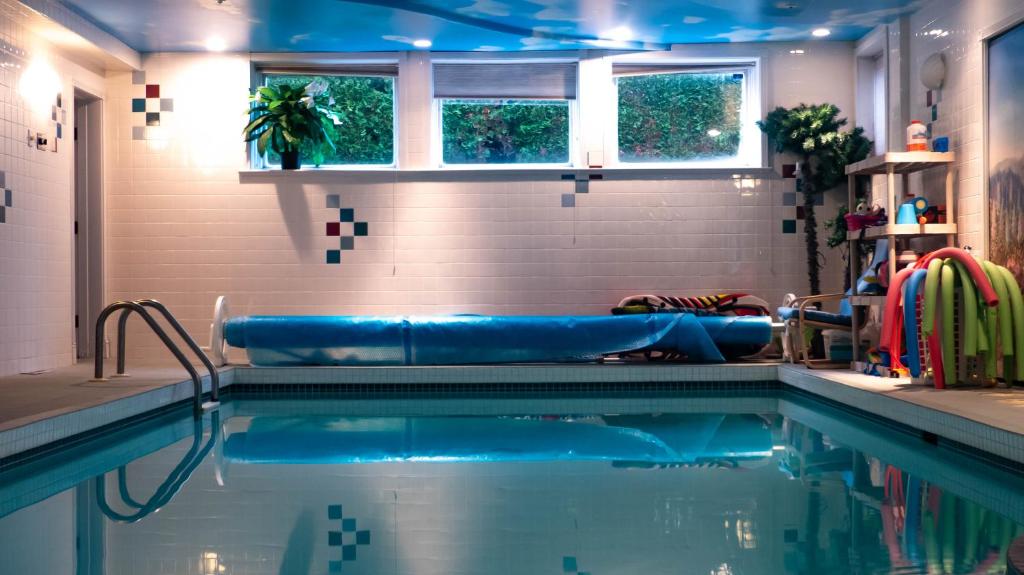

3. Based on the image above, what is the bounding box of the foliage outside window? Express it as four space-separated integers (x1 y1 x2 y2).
263 74 394 166
617 72 745 164
440 99 570 165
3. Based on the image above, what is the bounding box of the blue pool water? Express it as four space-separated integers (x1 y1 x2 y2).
0 391 1022 575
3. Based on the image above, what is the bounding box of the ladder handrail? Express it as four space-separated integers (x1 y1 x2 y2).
115 299 220 402
94 301 206 415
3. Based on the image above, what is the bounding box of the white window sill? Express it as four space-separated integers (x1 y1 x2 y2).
238 165 775 183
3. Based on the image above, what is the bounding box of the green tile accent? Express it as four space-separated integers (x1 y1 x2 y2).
328 504 342 519
356 530 370 545
782 219 797 234
340 208 354 222
328 531 342 546
342 545 357 560
342 518 356 532
354 222 368 236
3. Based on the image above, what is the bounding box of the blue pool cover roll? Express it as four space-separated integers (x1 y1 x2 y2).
224 313 772 366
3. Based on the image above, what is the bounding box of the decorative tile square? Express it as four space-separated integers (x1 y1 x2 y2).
342 518 356 532
328 504 343 519
353 222 368 236
574 180 588 194
132 126 145 140
326 222 341 236
0 171 6 188
4 189 11 208
342 545 356 561
339 208 354 222
146 112 160 126
132 71 146 85
56 124 62 139
326 194 340 208
0 205 5 223
131 98 146 112
782 164 797 178
328 531 342 546
340 237 355 250
145 84 160 98
356 530 370 545
931 104 938 122
561 193 575 208
326 250 341 264
563 557 578 572
160 98 174 112
796 205 805 220
782 192 796 206
782 219 797 234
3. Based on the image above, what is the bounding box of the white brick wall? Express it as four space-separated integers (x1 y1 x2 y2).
107 45 857 358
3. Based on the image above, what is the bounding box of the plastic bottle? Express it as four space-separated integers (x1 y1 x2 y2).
907 120 928 151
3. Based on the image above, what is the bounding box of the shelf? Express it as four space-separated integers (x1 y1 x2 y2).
849 295 888 306
846 223 957 240
844 152 955 176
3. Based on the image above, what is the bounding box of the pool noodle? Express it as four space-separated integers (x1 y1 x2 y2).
903 269 929 378
997 265 1024 381
940 262 956 385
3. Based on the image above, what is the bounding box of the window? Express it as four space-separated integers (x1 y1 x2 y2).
613 62 759 167
261 69 396 166
434 62 577 166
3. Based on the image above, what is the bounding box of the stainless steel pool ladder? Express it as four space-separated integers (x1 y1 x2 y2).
93 299 220 416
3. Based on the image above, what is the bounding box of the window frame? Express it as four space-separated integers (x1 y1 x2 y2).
431 58 580 169
606 57 763 170
251 66 399 170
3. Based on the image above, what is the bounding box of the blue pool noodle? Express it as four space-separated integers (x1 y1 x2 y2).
903 269 929 377
224 313 772 366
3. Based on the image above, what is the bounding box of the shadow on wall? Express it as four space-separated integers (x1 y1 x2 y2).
274 183 314 261
278 508 315 575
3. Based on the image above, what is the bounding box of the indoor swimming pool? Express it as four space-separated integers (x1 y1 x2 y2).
1 391 1021 575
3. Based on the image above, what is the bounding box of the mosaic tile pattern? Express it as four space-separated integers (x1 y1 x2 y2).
131 71 172 138
0 171 11 224
325 194 369 264
327 504 371 573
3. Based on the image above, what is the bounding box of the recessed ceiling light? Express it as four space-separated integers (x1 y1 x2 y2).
205 36 227 51
413 39 433 48
707 128 722 137
789 49 805 54
605 26 634 41
811 28 831 38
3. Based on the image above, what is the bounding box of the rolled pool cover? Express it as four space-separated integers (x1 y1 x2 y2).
224 313 772 366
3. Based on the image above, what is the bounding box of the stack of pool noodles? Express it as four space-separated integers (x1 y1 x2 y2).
879 247 1024 387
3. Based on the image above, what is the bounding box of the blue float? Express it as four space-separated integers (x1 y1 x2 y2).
223 313 773 366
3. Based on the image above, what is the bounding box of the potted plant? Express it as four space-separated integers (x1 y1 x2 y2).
242 79 339 170
758 104 872 295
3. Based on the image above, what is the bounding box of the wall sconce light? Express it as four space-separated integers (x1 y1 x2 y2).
920 52 946 90
18 56 61 110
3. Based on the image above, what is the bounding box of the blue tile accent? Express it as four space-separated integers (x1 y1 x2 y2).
563 557 578 572
326 194 340 208
0 205 5 224
328 531 343 546
56 124 62 139
342 545 357 560
782 219 797 234
4 189 11 208
326 250 341 264
561 193 575 208
339 237 355 251
342 518 356 532
329 560 343 573
356 530 370 545
340 208 354 222
782 192 796 206
575 180 588 193
132 98 145 112
353 222 368 236
146 112 160 126
328 504 342 519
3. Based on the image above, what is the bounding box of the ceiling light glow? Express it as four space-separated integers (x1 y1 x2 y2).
811 28 831 38
413 39 433 48
205 36 227 51
789 49 805 54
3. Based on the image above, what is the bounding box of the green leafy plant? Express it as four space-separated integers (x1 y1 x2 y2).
758 104 873 295
242 79 340 166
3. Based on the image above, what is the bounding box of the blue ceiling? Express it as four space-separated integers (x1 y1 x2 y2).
60 0 923 53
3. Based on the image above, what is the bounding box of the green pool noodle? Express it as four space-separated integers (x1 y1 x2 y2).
963 503 980 566
983 261 1013 357
941 261 956 384
997 265 1024 380
941 492 956 574
982 264 1001 378
923 508 940 573
922 258 944 337
949 259 978 356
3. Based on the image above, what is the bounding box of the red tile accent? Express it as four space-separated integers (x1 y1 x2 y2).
146 84 160 98
326 222 340 236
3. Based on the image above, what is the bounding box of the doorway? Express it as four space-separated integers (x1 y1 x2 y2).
74 89 103 360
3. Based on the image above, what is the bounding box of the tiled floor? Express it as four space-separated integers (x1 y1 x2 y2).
2 361 1024 465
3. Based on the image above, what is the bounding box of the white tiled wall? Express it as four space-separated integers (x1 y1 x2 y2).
904 0 1024 254
107 44 856 358
0 1 102 377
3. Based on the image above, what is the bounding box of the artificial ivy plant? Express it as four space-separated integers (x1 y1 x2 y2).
242 79 340 169
758 103 873 295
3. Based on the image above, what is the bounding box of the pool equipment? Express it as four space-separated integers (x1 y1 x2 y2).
212 297 775 367
907 120 929 151
878 248 1021 387
896 197 929 225
222 414 773 465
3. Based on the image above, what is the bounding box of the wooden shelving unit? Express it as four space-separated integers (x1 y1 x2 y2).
844 151 957 364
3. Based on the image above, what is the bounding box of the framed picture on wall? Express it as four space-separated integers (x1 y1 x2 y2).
987 20 1024 284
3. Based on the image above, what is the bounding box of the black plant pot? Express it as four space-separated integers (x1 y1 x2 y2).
280 150 301 170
